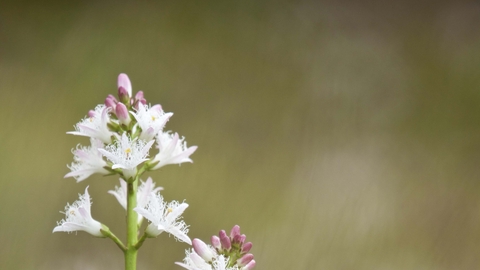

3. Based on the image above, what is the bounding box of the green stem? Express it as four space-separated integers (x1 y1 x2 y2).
101 228 127 252
134 232 148 250
125 178 139 270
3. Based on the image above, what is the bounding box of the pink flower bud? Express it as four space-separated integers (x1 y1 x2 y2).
243 259 256 270
88 110 95 118
211 235 222 250
233 234 245 244
118 87 130 104
107 94 117 102
230 225 241 239
219 230 231 251
118 73 132 97
135 91 144 100
241 242 252 253
192 238 214 262
115 102 131 125
237 254 254 267
105 96 117 110
239 234 246 243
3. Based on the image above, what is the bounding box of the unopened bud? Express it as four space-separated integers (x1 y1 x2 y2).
118 73 132 97
243 259 256 270
241 242 252 253
115 102 131 125
105 96 117 110
88 110 95 118
219 230 231 251
107 94 117 102
230 225 241 239
192 238 214 262
239 234 246 243
211 235 222 250
135 91 144 100
237 254 254 267
118 86 130 104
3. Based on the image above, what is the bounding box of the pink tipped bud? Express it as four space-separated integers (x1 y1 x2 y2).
243 259 256 270
219 230 231 251
237 254 254 267
230 225 241 239
118 73 132 97
105 96 117 110
118 87 130 104
239 234 246 243
241 242 252 253
211 235 222 250
107 94 117 102
88 110 95 118
135 91 144 100
192 238 215 262
133 91 147 109
115 102 131 125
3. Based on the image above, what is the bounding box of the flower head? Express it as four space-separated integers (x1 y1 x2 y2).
53 186 103 237
98 133 154 179
65 138 109 182
131 103 173 141
108 177 163 223
118 73 132 98
134 192 191 244
67 104 113 144
151 131 197 170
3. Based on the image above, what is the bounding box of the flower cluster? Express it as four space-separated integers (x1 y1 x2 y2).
64 73 197 182
176 225 256 270
54 73 196 240
52 73 256 270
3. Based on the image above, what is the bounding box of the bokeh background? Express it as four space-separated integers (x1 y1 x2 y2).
1 0 480 269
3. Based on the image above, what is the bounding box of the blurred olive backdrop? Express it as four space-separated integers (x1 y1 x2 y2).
1 0 480 269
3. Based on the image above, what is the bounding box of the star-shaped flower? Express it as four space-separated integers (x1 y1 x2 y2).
108 177 163 223
131 103 173 141
53 186 103 237
151 131 197 170
98 133 154 179
134 192 191 244
67 104 113 144
64 138 109 182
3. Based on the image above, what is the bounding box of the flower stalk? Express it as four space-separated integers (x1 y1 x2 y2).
125 177 139 270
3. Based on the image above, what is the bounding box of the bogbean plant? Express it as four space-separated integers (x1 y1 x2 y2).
53 74 256 270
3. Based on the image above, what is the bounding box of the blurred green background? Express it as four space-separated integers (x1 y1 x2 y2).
1 0 480 269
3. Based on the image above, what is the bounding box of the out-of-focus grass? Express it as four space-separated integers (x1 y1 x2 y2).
1 1 480 269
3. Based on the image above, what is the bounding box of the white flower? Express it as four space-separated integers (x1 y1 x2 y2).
53 186 103 237
108 177 163 223
134 192 191 244
176 250 240 270
131 103 173 141
151 131 197 170
67 104 113 144
64 138 109 182
98 133 154 179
